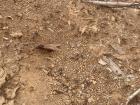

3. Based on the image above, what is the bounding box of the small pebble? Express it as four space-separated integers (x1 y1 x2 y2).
92 80 97 85
77 43 81 47
44 96 47 100
51 64 55 68
81 84 84 88
111 16 115 21
10 31 23 38
17 12 23 17
71 42 75 48
0 96 5 105
10 39 13 42
138 68 140 72
22 103 25 105
88 97 93 103
131 85 135 88
2 26 9 30
39 26 43 31
125 78 131 82
91 26 98 32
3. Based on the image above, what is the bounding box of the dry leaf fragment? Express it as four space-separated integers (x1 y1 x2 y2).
42 69 48 75
17 12 23 17
35 44 61 51
91 26 98 33
7 16 13 20
68 20 71 25
98 59 107 65
2 26 9 30
3 37 8 40
103 56 126 78
110 44 125 55
80 26 87 35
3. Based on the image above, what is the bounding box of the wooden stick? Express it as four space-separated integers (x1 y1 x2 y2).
86 0 140 8
126 88 140 105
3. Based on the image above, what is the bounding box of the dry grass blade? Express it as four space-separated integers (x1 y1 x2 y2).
35 44 61 51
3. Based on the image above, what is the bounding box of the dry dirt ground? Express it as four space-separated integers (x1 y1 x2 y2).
0 0 140 105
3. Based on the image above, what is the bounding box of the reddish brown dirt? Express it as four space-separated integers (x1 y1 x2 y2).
0 0 140 105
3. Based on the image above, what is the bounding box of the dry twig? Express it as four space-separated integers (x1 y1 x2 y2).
85 0 140 8
126 88 140 105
